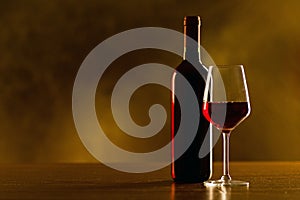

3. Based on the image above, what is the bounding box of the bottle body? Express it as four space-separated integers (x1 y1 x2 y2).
171 16 212 183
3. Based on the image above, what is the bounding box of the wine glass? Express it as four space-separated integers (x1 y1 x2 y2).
203 65 251 187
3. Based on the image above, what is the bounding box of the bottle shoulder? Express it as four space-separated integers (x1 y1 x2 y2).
174 60 208 79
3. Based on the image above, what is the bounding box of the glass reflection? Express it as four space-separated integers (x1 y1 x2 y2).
171 183 249 200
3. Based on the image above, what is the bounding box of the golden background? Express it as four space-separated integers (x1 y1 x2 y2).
0 0 299 163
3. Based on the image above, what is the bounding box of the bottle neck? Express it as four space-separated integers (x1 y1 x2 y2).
183 25 201 63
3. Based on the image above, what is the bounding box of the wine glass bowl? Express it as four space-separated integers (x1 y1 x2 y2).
203 65 251 187
203 101 250 133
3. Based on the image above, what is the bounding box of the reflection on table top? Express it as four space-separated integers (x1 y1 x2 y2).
0 162 299 199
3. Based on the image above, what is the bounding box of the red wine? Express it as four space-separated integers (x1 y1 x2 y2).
171 16 212 183
203 102 250 133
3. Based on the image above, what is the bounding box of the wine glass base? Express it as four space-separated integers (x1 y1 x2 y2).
204 179 249 187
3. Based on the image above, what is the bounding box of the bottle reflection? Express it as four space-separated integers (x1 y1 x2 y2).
170 183 214 199
171 183 249 200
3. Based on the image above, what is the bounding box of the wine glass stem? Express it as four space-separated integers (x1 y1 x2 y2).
222 132 232 181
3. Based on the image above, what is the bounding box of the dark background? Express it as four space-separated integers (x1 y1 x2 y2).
1 0 299 163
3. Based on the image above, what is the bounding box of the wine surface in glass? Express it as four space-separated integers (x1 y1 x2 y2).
203 102 250 133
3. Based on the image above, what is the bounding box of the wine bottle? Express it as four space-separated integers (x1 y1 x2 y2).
171 16 212 183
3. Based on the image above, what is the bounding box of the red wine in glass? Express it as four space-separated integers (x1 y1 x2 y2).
202 65 251 187
203 102 250 133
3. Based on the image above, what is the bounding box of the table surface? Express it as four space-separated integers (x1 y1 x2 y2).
0 162 299 200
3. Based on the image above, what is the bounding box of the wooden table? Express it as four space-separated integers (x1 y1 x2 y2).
0 162 299 199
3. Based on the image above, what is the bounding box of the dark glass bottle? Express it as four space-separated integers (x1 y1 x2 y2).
171 16 212 183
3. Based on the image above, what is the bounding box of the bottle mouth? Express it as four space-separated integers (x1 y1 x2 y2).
184 16 201 26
